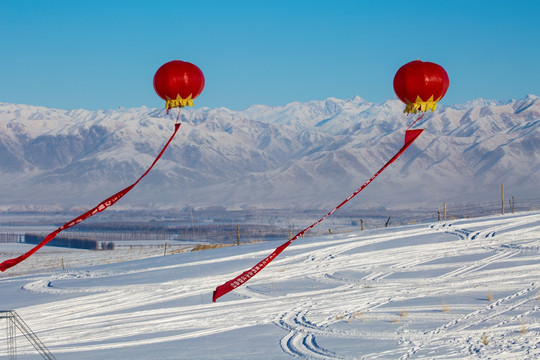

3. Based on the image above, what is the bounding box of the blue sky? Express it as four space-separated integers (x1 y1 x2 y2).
0 0 538 111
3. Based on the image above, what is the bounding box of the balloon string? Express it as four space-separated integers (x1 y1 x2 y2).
407 113 424 130
176 108 182 124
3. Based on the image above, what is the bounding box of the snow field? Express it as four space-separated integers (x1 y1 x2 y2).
0 211 539 359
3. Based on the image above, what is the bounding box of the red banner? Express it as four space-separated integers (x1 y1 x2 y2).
0 123 181 272
213 129 423 302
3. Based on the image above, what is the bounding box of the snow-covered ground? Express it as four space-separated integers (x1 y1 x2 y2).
1 211 539 359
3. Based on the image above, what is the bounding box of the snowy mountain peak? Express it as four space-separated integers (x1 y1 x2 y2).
451 98 504 110
0 95 539 211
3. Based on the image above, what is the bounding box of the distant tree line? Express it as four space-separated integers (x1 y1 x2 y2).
0 233 23 243
73 222 173 233
62 223 291 243
24 233 113 250
101 241 115 250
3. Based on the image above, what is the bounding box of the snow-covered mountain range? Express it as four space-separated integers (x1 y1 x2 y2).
0 95 539 212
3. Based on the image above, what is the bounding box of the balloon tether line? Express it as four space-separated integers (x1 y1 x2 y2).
407 113 424 130
175 108 182 124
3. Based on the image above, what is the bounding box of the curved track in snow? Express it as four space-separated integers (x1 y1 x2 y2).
1 212 539 359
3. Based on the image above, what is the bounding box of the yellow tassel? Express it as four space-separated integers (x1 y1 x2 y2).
165 94 194 111
403 95 440 114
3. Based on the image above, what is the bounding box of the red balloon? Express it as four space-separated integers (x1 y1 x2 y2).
153 60 205 112
393 60 449 114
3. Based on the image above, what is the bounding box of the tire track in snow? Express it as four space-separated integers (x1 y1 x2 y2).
445 213 540 241
276 306 334 359
437 249 521 279
5 213 540 359
399 284 539 359
276 306 359 359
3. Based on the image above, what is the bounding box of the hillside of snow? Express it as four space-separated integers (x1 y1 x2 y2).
1 211 539 359
0 95 539 212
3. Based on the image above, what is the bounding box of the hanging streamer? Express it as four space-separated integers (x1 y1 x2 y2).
0 123 182 272
213 129 423 302
407 113 425 130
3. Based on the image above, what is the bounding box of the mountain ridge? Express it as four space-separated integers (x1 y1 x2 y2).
0 95 539 212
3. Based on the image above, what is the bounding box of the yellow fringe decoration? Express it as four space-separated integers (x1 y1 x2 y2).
403 95 441 114
166 94 194 111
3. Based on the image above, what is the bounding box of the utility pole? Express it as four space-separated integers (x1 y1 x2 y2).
444 202 447 221
501 184 505 215
511 195 515 213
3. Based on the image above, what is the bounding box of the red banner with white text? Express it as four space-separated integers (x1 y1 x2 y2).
213 129 423 302
0 123 181 272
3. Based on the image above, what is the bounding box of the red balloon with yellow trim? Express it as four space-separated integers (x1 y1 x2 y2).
153 60 205 113
393 60 449 114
